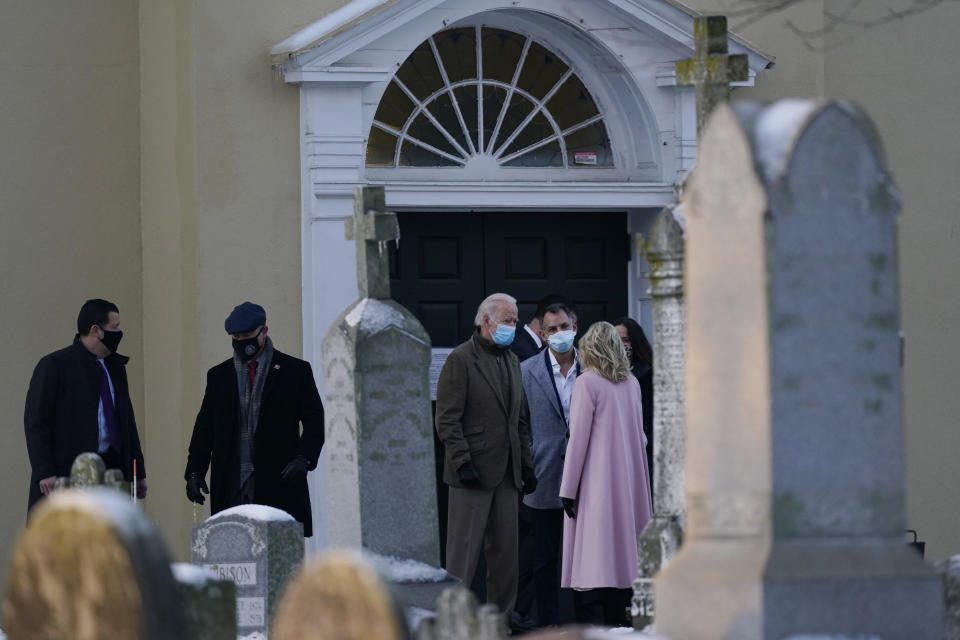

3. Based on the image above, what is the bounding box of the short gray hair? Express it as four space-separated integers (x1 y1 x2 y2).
474 293 517 326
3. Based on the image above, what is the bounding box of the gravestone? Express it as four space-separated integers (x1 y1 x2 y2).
632 204 686 628
431 586 507 640
936 556 960 639
2 487 186 639
191 504 304 639
322 186 440 565
271 550 408 640
172 563 237 640
69 452 106 487
364 551 459 611
654 101 943 638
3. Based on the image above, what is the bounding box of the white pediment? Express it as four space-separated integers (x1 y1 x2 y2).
272 0 773 81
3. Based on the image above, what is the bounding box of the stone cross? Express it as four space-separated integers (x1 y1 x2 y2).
676 15 748 135
654 101 943 638
323 186 440 566
2 488 186 638
346 186 400 299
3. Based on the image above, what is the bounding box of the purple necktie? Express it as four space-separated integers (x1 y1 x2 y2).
98 362 120 452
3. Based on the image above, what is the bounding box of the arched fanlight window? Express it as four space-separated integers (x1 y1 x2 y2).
366 26 613 169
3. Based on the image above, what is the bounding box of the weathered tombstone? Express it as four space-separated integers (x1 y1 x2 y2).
655 100 943 638
322 186 440 565
936 555 960 640
364 551 459 611
1 487 186 639
191 504 303 639
69 451 106 487
271 550 408 640
172 562 238 640
632 204 686 628
430 586 507 640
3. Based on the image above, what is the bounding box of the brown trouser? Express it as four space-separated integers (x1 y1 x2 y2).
446 476 519 615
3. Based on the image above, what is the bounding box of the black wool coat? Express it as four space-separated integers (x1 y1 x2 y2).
184 350 325 536
24 337 146 510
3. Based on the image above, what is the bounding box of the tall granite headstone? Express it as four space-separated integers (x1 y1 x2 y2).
632 204 686 628
2 487 186 639
191 505 304 639
655 101 943 639
322 186 440 565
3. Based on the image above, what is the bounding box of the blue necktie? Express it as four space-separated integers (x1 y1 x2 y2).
98 363 120 452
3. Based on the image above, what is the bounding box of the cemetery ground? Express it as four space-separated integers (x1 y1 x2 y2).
0 95 955 638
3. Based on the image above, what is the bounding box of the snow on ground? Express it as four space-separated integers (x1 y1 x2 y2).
405 606 436 633
171 562 218 586
207 504 294 522
363 550 449 583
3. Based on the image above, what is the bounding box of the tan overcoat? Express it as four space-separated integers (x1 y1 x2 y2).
435 333 533 489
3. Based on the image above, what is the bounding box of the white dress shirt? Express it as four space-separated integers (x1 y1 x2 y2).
549 348 578 424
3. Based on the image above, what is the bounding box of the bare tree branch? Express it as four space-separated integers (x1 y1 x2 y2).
715 0 957 51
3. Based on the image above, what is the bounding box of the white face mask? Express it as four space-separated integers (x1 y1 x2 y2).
548 330 575 353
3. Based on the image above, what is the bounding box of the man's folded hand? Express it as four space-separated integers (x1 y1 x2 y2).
457 461 481 488
186 473 209 504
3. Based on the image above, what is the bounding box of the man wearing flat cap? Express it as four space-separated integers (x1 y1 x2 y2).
184 302 325 536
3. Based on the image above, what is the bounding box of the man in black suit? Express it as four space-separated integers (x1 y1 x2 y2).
25 298 147 510
184 302 325 536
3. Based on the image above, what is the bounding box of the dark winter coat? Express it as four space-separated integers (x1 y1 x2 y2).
184 350 325 536
24 337 146 510
631 361 654 479
435 332 533 490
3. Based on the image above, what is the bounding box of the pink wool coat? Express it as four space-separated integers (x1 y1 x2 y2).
559 370 653 589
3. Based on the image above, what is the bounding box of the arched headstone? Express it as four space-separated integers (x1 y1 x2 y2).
655 100 943 638
2 487 185 639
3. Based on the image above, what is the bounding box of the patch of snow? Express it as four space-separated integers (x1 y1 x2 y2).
207 504 294 522
238 633 267 640
363 551 450 584
670 203 686 232
405 607 435 633
171 562 218 586
0 627 6 639
584 627 668 638
782 636 882 640
754 99 823 183
345 298 413 338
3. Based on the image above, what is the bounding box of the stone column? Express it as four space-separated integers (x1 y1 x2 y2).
322 186 441 566
632 205 686 628
655 101 943 639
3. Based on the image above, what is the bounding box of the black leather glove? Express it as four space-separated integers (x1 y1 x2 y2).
281 456 310 483
521 467 538 495
186 473 209 505
457 461 481 488
561 496 577 519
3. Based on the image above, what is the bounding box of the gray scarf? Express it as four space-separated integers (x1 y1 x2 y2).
234 336 274 497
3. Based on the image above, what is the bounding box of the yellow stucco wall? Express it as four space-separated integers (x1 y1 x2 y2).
0 1 143 590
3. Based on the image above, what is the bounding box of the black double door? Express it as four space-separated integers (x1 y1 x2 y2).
389 211 629 346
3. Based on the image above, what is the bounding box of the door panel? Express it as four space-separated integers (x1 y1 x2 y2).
390 211 628 347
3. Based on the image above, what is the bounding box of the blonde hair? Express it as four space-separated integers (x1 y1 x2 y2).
578 321 631 383
474 293 517 326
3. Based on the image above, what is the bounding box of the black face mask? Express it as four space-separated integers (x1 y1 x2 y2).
232 328 263 361
99 329 123 354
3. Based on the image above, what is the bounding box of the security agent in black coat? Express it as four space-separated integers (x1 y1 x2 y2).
184 302 325 537
24 299 147 510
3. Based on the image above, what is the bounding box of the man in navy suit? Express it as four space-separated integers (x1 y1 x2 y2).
519 301 580 626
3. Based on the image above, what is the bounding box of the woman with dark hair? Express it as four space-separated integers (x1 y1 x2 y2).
613 317 654 481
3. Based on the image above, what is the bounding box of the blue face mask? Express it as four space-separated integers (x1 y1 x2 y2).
548 330 575 354
492 323 516 346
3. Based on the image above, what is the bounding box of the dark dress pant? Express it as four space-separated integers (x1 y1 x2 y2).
446 475 519 616
530 506 563 626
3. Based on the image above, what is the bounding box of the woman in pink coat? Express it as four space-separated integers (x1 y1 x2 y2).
559 321 652 626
